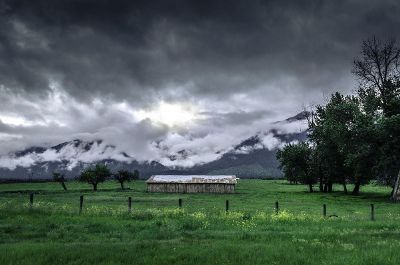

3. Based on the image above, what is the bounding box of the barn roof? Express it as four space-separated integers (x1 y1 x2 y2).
146 175 238 184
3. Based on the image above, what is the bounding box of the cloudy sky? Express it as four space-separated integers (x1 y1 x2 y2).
0 0 400 167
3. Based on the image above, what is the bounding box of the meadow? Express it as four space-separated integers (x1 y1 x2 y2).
1 180 400 265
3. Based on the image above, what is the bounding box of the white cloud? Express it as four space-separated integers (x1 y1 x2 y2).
260 133 282 150
0 154 38 170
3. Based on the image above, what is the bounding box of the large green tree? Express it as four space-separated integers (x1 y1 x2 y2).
353 37 400 198
309 93 363 193
307 91 381 195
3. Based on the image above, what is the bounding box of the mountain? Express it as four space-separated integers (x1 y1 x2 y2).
282 110 310 123
0 112 308 181
188 129 308 178
0 139 179 181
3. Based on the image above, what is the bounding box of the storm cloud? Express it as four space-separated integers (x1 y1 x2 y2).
0 0 399 168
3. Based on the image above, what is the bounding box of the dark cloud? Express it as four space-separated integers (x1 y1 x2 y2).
1 0 399 102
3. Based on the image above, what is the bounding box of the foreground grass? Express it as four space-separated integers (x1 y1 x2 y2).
0 180 400 265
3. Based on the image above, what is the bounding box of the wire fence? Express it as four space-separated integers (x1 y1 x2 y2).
0 192 395 222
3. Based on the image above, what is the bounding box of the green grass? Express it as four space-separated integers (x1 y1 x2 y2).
1 180 400 265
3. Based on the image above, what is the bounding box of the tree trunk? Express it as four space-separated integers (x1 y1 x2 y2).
308 183 313 193
343 182 347 194
93 183 98 191
319 176 323 192
323 183 328 193
61 182 67 191
327 182 333 193
352 182 361 195
391 170 400 201
120 181 124 190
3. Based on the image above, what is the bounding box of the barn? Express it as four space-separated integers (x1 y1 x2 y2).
146 175 238 193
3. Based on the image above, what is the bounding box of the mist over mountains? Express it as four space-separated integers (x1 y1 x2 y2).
0 112 308 180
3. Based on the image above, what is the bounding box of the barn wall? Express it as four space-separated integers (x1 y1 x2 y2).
147 183 235 193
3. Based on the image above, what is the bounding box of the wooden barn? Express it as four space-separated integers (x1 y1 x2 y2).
146 175 238 193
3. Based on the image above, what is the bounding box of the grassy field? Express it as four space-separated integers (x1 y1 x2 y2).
1 180 400 265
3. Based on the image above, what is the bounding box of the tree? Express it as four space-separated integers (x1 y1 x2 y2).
344 111 376 195
353 37 400 197
113 170 134 189
277 142 316 192
114 169 140 190
308 93 356 193
307 91 379 194
52 172 67 191
277 143 299 185
78 164 111 191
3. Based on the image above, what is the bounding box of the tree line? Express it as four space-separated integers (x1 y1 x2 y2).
52 164 140 191
277 37 400 199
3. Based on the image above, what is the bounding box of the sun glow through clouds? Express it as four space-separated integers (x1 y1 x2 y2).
0 114 40 126
134 102 197 127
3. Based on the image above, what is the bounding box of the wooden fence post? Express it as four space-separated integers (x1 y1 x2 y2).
128 197 132 213
226 200 229 212
178 198 182 208
275 201 279 214
79 195 84 214
323 204 327 218
29 193 34 208
370 204 375 221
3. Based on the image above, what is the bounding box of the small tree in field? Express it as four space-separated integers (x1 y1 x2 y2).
78 164 111 191
114 169 140 189
53 172 67 191
114 170 132 189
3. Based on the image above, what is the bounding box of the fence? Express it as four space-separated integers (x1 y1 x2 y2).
25 193 378 221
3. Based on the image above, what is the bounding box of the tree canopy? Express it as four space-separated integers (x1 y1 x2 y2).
78 164 111 191
277 142 316 192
